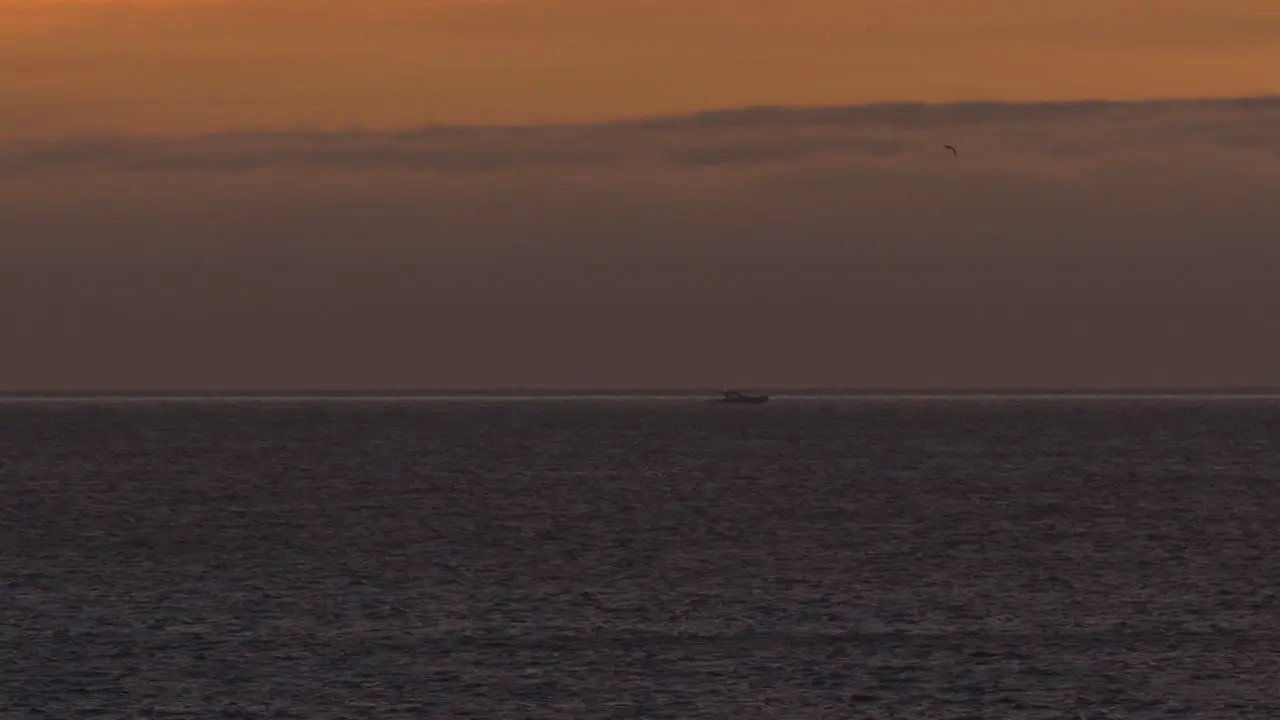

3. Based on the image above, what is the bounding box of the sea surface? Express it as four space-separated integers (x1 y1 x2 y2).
2 396 1279 719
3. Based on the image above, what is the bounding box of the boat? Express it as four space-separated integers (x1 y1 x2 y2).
719 389 769 404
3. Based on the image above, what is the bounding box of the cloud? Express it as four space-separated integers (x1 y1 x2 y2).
2 98 1280 390
4 96 1279 176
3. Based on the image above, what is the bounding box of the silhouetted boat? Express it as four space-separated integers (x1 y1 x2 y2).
719 390 769 404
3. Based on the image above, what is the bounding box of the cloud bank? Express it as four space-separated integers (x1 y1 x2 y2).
6 97 1280 175
2 98 1280 390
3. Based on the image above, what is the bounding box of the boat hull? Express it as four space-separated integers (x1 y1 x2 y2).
719 392 769 404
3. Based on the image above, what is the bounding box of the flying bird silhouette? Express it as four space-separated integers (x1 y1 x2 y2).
944 145 957 157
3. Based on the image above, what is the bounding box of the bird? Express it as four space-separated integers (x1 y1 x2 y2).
944 145 957 157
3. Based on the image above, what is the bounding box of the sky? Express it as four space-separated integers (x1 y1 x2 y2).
6 0 1280 136
3 1 1280 390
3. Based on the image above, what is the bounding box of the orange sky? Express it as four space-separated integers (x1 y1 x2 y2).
4 0 1280 137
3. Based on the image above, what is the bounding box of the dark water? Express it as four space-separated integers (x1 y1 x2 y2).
3 396 1280 719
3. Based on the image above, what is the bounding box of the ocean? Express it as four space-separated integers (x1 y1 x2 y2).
3 396 1278 718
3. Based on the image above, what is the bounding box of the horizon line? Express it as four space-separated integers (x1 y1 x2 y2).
5 387 1280 400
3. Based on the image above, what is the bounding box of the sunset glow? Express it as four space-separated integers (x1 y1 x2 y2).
5 1 1280 137
5 1 1280 390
